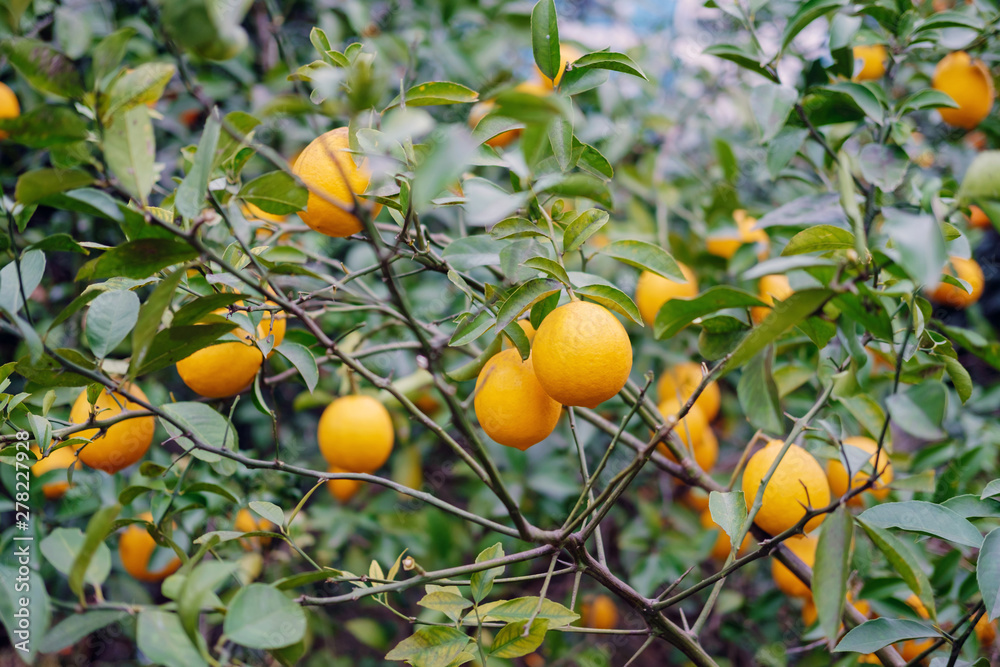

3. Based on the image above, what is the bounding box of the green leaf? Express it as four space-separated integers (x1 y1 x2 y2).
137 610 208 667
450 310 494 347
720 289 833 376
442 236 505 270
418 589 474 622
0 248 45 313
490 619 549 658
941 355 972 404
858 144 908 192
275 342 319 393
178 560 236 645
0 37 84 98
491 217 547 240
548 115 574 172
885 381 947 441
213 111 262 170
249 500 285 527
69 504 120 601
238 171 309 215
0 105 88 148
39 528 111 587
182 482 241 504
982 479 1000 501
89 239 198 281
979 527 1000 621
104 105 156 205
537 173 612 208
576 141 614 180
708 490 747 551
485 597 579 628
176 113 222 220
385 626 471 666
470 543 505 603
814 506 853 644
567 50 647 80
835 618 937 654
530 0 560 81
131 269 182 375
15 168 93 205
781 0 847 53
92 27 137 82
823 82 884 124
388 81 478 109
751 82 797 143
85 290 140 358
654 286 764 339
495 278 562 332
896 89 960 116
101 62 176 123
959 151 1000 201
575 284 643 325
737 348 783 433
600 240 683 281
703 44 778 82
781 225 855 255
912 10 983 34
563 209 609 252
837 394 886 439
39 610 128 654
857 519 936 621
858 501 983 549
159 402 239 463
224 584 306 649
523 257 570 285
0 565 50 663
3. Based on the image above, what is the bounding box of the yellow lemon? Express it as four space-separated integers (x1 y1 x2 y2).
242 202 287 224
31 445 79 500
853 44 887 81
580 593 618 629
176 308 264 398
751 274 794 324
933 51 995 130
926 256 984 308
657 360 721 421
118 512 181 582
657 398 717 472
292 127 379 237
531 300 633 408
969 205 992 230
328 466 364 502
0 82 19 140
70 385 155 474
707 209 769 260
827 436 893 507
533 43 584 88
317 395 394 472
474 348 562 450
235 508 274 549
634 263 699 326
771 534 817 598
741 439 831 535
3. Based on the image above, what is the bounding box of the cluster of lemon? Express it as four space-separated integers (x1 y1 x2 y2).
474 299 633 449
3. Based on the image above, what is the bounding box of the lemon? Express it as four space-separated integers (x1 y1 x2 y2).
701 509 750 561
70 385 155 474
751 274 794 324
292 127 379 237
474 348 562 450
706 209 769 260
31 445 78 499
771 534 817 598
853 45 887 81
531 300 633 408
0 82 19 140
826 436 893 507
318 395 394 472
741 439 831 535
235 508 274 550
657 360 720 421
533 43 583 88
656 397 717 471
328 466 364 502
634 263 698 326
176 308 264 398
969 205 992 230
501 319 536 349
118 512 181 582
933 51 995 129
580 593 618 629
926 256 984 308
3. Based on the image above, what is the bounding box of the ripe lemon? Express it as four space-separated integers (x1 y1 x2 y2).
926 256 984 308
741 439 831 535
751 274 794 324
469 81 550 148
827 436 893 507
328 466 363 502
0 82 19 140
533 43 583 89
706 209 769 260
580 594 618 629
657 360 720 421
318 395 394 472
242 202 286 225
118 512 182 582
634 263 698 326
701 509 750 560
657 398 717 471
176 307 265 398
70 385 155 474
292 127 379 237
31 445 78 500
976 615 997 647
531 300 633 408
501 319 536 349
933 51 995 129
969 205 992 230
899 638 935 663
474 348 562 450
771 534 817 598
235 508 274 550
853 44 887 81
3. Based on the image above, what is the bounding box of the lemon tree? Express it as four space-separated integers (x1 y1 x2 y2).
2 0 1000 665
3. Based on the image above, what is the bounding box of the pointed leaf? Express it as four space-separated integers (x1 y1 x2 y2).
858 501 982 548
